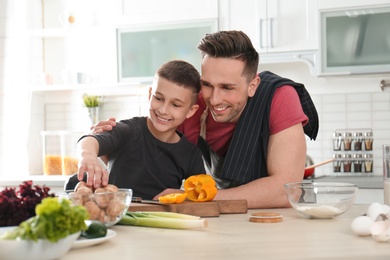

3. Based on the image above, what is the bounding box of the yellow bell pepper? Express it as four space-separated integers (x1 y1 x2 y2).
184 174 217 202
158 192 187 204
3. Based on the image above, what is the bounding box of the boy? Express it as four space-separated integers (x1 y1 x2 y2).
75 60 205 199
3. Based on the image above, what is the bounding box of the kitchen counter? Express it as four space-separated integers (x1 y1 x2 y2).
312 175 383 189
0 175 385 204
312 175 384 204
62 205 389 260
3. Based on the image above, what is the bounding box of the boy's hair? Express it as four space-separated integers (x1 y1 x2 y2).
157 60 201 104
197 30 259 83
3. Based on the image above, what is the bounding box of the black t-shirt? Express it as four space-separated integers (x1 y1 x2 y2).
92 117 205 199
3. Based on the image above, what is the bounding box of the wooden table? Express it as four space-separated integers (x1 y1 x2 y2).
63 204 390 259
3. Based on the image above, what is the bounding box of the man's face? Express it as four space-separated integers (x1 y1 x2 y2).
200 55 258 123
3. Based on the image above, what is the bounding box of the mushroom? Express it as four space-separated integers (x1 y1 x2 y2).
84 201 101 220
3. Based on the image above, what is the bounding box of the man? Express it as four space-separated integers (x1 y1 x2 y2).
91 31 319 208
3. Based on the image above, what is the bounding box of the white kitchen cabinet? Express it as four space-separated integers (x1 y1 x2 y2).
226 0 318 53
29 0 219 91
121 0 218 24
318 0 390 10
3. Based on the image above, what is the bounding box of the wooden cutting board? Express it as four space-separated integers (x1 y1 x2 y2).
128 200 248 217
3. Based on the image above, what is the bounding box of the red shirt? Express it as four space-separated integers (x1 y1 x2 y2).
178 85 308 156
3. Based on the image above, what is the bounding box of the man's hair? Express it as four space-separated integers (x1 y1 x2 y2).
157 60 201 103
197 30 259 83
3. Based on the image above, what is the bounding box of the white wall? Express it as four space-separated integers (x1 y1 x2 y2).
0 0 32 177
258 62 390 177
1 0 390 178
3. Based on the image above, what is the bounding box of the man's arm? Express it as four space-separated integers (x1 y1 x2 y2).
214 123 306 209
76 136 109 188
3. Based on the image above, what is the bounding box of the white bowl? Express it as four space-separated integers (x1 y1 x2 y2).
284 182 358 219
0 227 80 260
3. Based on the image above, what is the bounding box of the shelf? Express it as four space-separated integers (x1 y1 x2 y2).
28 26 111 38
29 82 149 94
0 175 68 188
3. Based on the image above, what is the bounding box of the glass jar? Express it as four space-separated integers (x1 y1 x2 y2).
364 132 373 151
342 154 352 172
333 132 342 151
353 132 363 151
353 153 363 172
333 154 342 172
342 132 352 151
363 153 373 173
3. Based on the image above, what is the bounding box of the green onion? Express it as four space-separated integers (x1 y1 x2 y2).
118 211 208 229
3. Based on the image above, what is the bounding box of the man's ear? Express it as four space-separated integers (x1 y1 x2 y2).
248 75 260 97
186 104 199 119
148 87 152 100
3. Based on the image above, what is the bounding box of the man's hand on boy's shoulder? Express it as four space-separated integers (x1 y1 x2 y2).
91 117 117 134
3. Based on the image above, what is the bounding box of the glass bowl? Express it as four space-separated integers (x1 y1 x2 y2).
68 188 132 227
284 182 358 219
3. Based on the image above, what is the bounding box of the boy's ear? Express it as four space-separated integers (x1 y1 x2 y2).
186 104 199 119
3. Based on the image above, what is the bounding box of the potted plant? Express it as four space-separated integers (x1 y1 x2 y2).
82 94 102 124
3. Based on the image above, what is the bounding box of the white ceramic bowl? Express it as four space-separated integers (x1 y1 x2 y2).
68 188 132 227
284 182 358 219
0 227 80 260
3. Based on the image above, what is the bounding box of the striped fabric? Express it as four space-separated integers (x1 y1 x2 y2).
220 71 319 184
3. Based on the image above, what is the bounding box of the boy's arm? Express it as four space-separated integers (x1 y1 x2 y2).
76 136 109 188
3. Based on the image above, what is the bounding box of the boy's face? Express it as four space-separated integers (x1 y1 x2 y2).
148 76 199 133
200 55 259 123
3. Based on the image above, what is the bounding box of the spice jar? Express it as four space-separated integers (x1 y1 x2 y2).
342 132 352 151
333 154 342 172
364 132 373 151
333 132 342 151
353 132 363 151
353 154 363 172
342 154 352 172
363 153 373 173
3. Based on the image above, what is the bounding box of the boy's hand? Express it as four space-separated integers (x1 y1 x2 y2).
78 156 109 188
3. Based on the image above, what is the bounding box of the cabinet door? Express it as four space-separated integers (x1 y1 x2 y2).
318 0 390 10
122 0 218 24
226 0 318 53
260 0 318 53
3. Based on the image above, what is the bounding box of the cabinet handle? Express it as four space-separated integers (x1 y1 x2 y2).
259 19 264 49
269 18 274 48
380 80 390 91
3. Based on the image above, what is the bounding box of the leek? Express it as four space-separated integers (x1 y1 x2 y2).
118 211 208 229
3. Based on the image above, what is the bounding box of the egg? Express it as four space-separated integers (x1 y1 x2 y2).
351 215 374 236
367 202 386 220
371 220 390 242
382 204 390 215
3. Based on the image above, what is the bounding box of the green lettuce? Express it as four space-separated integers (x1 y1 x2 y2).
1 197 89 242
